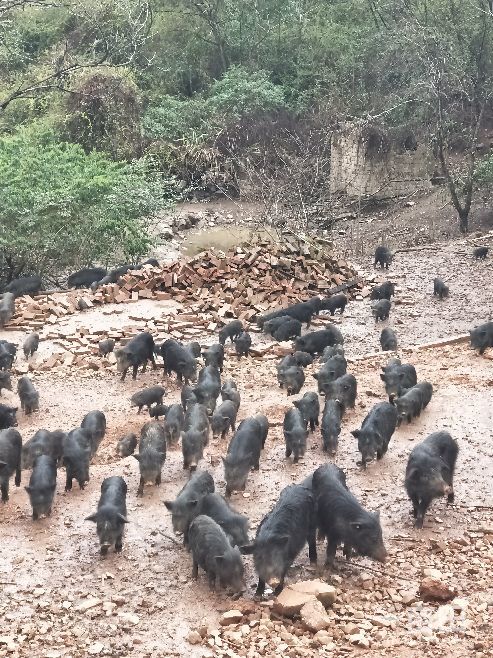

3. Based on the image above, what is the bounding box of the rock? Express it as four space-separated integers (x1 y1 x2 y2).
75 597 101 611
160 228 174 240
219 610 244 626
349 632 370 648
272 588 315 617
87 642 105 655
186 631 202 645
419 577 457 602
289 579 337 607
400 590 417 605
452 598 469 611
422 567 443 579
313 630 335 648
300 598 331 632
430 604 455 629
117 612 140 625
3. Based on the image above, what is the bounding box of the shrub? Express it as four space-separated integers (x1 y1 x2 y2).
0 123 174 285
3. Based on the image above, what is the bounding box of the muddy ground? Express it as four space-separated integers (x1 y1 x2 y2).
1 229 493 658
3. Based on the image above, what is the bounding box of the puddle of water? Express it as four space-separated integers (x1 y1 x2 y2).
182 225 275 256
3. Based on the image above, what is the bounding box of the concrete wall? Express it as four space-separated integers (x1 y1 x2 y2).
330 123 431 199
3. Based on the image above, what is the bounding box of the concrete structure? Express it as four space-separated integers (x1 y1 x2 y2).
330 122 431 199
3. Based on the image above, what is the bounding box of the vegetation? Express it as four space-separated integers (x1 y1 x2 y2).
1 0 493 253
0 124 171 283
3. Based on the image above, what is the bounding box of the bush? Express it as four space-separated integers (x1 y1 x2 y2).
474 154 493 184
142 67 287 144
206 67 286 123
142 95 208 142
65 71 143 160
0 123 174 285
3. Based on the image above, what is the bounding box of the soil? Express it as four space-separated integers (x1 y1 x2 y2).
1 207 493 658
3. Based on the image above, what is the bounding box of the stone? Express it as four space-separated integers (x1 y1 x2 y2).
289 579 337 607
75 597 101 611
300 598 331 632
430 604 455 629
400 590 417 605
350 633 370 648
273 588 315 617
422 567 443 579
87 642 105 655
186 631 202 645
117 612 140 625
343 623 360 635
452 597 468 611
419 577 457 602
220 610 244 626
313 631 335 648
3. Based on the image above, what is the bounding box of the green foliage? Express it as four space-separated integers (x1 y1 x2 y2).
142 96 208 142
143 67 287 144
474 155 493 184
2 0 493 232
0 124 173 279
206 67 286 121
64 70 143 160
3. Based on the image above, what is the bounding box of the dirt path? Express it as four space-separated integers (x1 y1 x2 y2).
1 236 493 658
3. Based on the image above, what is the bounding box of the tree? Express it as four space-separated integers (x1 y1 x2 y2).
0 0 153 113
0 123 172 285
361 0 493 233
65 71 143 160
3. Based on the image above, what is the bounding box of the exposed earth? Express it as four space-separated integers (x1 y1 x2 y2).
1 204 493 658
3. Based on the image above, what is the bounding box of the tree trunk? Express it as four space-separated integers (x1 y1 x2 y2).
458 210 469 234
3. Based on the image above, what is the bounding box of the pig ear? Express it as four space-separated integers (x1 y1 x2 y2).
117 513 129 524
85 513 98 522
239 543 256 555
312 374 319 380
379 374 386 381
292 400 300 407
133 454 141 461
406 467 419 481
24 486 32 493
351 430 360 438
164 501 174 511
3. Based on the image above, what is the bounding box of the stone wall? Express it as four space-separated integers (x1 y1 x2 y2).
330 123 431 199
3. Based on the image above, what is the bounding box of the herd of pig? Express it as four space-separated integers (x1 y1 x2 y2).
0 244 492 597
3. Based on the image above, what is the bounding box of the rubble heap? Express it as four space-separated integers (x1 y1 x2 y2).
7 242 360 332
92 241 360 320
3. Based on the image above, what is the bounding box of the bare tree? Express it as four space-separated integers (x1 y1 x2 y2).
398 0 493 233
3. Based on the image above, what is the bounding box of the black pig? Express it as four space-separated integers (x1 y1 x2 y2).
240 484 316 597
313 464 387 566
86 476 128 555
405 432 458 529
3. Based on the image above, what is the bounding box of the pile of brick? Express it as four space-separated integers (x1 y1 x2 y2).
6 240 361 333
92 240 360 321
